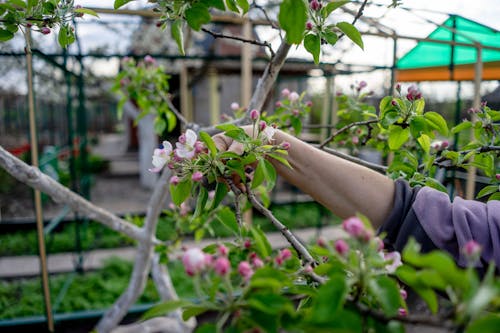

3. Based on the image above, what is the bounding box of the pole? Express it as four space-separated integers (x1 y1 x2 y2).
25 29 54 332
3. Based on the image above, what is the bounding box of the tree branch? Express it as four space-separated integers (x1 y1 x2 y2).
317 145 388 174
244 183 316 265
318 118 379 148
201 27 275 57
0 145 150 243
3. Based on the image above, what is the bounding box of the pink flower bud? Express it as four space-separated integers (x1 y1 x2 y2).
395 83 401 93
252 256 264 268
259 120 267 132
400 289 407 300
170 176 180 185
306 101 313 107
41 27 51 35
441 141 449 149
194 141 205 153
463 240 481 259
280 248 292 261
250 109 260 121
495 174 500 181
358 81 367 90
481 101 487 107
230 102 240 110
281 88 290 97
352 136 359 145
375 237 384 252
26 22 33 28
317 238 326 248
204 253 214 267
238 261 254 280
214 257 231 276
391 100 398 106
244 239 252 249
289 92 299 102
310 0 320 11
178 134 186 144
398 308 408 317
275 101 283 108
334 239 349 256
292 109 300 116
303 265 313 273
182 248 207 276
342 217 365 238
192 171 203 182
144 55 156 65
218 244 229 257
281 141 291 150
306 22 313 30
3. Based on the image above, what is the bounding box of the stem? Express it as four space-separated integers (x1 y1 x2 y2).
201 27 275 57
244 183 316 265
318 119 379 148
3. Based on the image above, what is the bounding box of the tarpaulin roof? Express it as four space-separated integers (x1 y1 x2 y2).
396 15 500 82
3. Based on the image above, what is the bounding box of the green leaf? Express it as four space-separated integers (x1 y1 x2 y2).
417 134 431 153
171 19 185 55
252 159 266 189
336 21 363 49
210 182 228 209
215 206 239 235
466 285 497 319
388 125 410 150
452 120 472 134
185 3 211 31
278 0 307 44
199 131 217 157
424 111 448 136
58 25 75 48
321 0 350 18
424 177 447 193
154 118 167 134
262 158 277 189
250 226 272 258
304 33 321 64
322 29 338 45
193 186 208 218
0 28 14 42
183 305 214 320
311 273 347 323
267 152 292 169
225 0 239 12
488 192 500 201
368 275 401 316
114 0 134 9
251 267 291 291
8 0 26 8
248 292 294 315
477 185 499 199
142 300 192 320
166 110 177 132
74 8 99 17
216 123 241 132
206 0 225 10
170 179 192 206
466 314 500 333
235 0 249 13
396 266 438 313
413 98 425 114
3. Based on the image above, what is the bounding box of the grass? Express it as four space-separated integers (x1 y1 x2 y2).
0 202 338 257
0 258 195 320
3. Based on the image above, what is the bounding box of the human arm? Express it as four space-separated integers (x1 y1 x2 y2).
213 127 395 228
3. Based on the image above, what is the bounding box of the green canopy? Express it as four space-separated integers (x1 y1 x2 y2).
396 15 500 81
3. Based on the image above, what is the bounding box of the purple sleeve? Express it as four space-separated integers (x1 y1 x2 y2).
413 187 500 269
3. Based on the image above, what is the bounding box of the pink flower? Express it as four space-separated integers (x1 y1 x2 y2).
41 27 51 35
170 176 180 186
384 251 402 273
144 55 156 65
230 102 240 110
334 239 349 256
306 101 313 107
352 136 359 144
281 88 290 97
281 142 291 150
176 129 198 159
292 109 300 116
400 289 407 300
289 92 299 102
250 109 259 121
395 83 401 93
280 248 292 260
238 261 254 280
194 141 205 154
495 174 500 181
303 265 313 273
391 100 398 106
398 308 408 317
244 239 252 249
406 84 422 101
463 240 482 259
182 248 208 276
342 217 365 238
214 257 231 276
317 238 326 248
275 101 283 108
375 237 384 252
218 244 229 257
149 141 173 172
192 171 203 182
310 0 320 11
262 126 276 142
306 22 313 30
259 120 267 132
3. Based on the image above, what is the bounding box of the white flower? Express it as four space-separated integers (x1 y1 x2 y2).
384 251 402 274
149 141 172 173
182 248 207 276
262 126 276 142
176 129 197 159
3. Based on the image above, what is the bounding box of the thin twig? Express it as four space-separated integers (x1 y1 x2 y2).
160 92 190 128
317 145 388 174
251 2 283 41
319 119 379 148
337 0 369 40
225 177 244 229
244 183 316 265
201 27 275 57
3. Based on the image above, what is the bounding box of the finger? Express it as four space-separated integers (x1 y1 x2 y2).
228 141 244 155
212 134 230 152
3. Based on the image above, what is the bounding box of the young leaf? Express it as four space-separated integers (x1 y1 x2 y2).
278 0 307 44
114 0 134 9
185 3 211 31
311 273 347 322
304 33 321 64
170 179 192 206
250 226 272 258
193 186 208 218
171 19 185 55
210 181 228 209
451 120 472 134
417 134 431 153
225 0 239 12
424 111 448 136
336 21 363 49
215 207 239 235
199 131 217 157
476 185 499 199
235 0 249 13
388 125 410 150
74 7 99 17
368 275 401 316
206 0 225 10
141 300 192 320
0 28 15 42
153 118 167 134
322 29 338 45
321 0 350 18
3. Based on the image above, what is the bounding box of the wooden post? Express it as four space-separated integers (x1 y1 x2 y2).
465 46 483 199
25 29 54 332
180 64 192 122
208 67 220 125
321 75 332 141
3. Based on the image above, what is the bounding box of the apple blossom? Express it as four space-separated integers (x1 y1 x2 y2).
306 22 313 30
192 171 203 182
275 101 283 108
250 109 259 121
144 55 156 65
463 240 481 260
281 88 290 97
289 92 299 102
252 256 264 268
384 251 402 274
398 308 408 316
400 289 407 300
149 141 173 172
194 141 205 154
342 217 365 238
262 125 276 142
170 176 180 185
281 142 291 150
230 102 240 110
182 248 208 276
176 129 198 159
218 244 229 257
334 239 349 256
41 27 51 35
